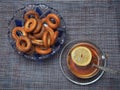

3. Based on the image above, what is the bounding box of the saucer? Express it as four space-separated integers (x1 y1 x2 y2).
59 39 106 85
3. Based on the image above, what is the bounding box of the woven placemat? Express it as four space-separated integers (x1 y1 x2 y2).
0 0 120 90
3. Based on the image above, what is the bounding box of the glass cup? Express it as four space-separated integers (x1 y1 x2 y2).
67 42 102 79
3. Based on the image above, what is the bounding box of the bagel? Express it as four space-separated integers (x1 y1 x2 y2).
24 10 39 21
31 39 44 46
44 26 54 46
33 26 45 39
12 27 27 40
46 13 60 29
52 31 59 45
33 19 42 34
16 36 31 52
35 46 52 55
24 18 37 33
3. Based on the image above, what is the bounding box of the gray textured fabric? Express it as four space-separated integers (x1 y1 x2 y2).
0 0 120 90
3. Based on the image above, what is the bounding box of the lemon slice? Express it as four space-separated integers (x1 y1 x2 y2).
71 46 92 66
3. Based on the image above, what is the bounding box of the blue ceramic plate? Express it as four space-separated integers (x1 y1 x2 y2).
8 4 66 60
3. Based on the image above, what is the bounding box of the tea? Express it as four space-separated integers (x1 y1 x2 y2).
67 42 100 79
